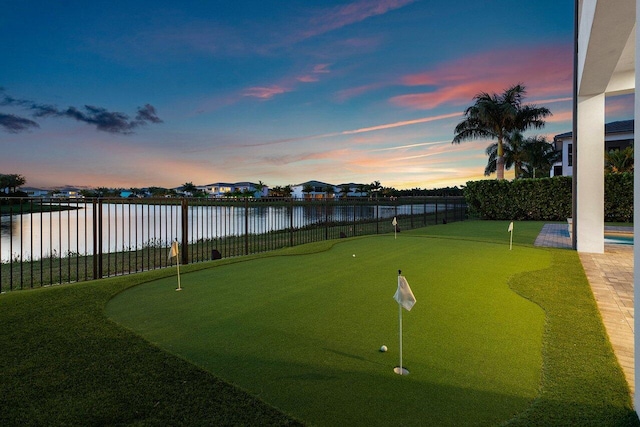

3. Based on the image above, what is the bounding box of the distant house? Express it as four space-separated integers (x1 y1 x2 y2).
201 182 267 198
52 189 84 199
551 119 633 177
291 181 369 199
336 183 365 198
21 187 49 197
291 180 336 199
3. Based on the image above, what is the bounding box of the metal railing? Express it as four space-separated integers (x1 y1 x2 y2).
0 196 466 292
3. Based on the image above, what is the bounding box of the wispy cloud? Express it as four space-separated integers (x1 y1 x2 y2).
335 83 385 102
370 140 450 152
109 0 415 61
236 111 462 148
296 63 332 83
242 85 291 100
300 0 417 40
391 44 572 109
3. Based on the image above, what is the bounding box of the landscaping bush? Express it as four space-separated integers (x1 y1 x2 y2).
464 177 572 220
605 172 633 222
465 174 633 221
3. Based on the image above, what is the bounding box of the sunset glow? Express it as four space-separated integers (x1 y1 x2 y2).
1 1 632 190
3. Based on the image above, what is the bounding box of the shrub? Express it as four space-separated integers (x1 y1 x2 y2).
605 172 633 222
465 175 632 222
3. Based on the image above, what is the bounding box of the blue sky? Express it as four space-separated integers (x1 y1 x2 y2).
1 1 633 189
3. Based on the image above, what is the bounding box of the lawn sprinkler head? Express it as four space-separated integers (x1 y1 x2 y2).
380 345 388 352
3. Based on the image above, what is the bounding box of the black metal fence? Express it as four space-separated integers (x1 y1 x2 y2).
0 196 466 292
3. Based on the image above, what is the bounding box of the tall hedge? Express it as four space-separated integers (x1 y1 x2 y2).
464 174 633 222
604 172 633 222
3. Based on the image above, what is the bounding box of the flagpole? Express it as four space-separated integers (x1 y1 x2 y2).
170 239 182 291
176 256 182 291
394 269 409 376
509 229 513 250
508 221 514 250
398 292 403 374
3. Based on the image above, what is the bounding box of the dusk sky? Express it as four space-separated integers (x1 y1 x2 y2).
1 1 634 190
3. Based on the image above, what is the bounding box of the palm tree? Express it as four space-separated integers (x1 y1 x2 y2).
485 133 560 178
453 84 551 180
369 180 381 198
323 185 335 198
255 180 266 197
302 183 314 199
605 146 634 173
339 184 351 199
181 182 198 196
521 136 560 178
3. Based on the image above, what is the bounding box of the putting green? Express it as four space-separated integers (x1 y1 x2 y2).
107 235 549 426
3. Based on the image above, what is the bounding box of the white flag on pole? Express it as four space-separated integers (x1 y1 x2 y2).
392 217 398 226
508 221 514 232
168 240 179 260
394 275 416 311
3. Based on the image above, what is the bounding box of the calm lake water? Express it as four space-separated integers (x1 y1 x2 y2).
1 202 437 262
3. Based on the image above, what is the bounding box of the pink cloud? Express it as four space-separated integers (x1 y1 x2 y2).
391 44 573 109
313 63 331 74
296 63 332 83
297 75 319 83
546 109 573 123
242 85 290 100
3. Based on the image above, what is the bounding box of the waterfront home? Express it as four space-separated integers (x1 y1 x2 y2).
201 182 268 198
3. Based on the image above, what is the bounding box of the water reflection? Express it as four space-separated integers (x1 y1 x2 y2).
1 201 439 262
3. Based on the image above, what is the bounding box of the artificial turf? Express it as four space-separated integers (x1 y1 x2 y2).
106 221 639 426
1 221 637 426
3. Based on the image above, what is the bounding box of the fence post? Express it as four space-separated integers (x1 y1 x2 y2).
97 199 103 278
423 197 427 226
244 198 249 255
289 198 294 247
181 198 189 265
410 200 414 229
92 199 98 280
444 195 448 224
325 198 329 240
352 199 357 236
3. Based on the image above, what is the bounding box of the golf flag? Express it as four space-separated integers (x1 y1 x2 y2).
508 221 514 250
392 217 398 227
168 240 179 260
168 240 182 291
394 275 416 311
392 217 398 239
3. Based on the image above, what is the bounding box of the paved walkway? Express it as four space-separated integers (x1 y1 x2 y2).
535 223 634 394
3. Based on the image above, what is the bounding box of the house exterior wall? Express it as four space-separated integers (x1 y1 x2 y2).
551 128 633 177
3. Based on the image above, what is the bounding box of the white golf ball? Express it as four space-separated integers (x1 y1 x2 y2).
380 345 388 352
352 254 356 257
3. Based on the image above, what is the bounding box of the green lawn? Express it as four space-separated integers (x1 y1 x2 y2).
1 221 637 426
